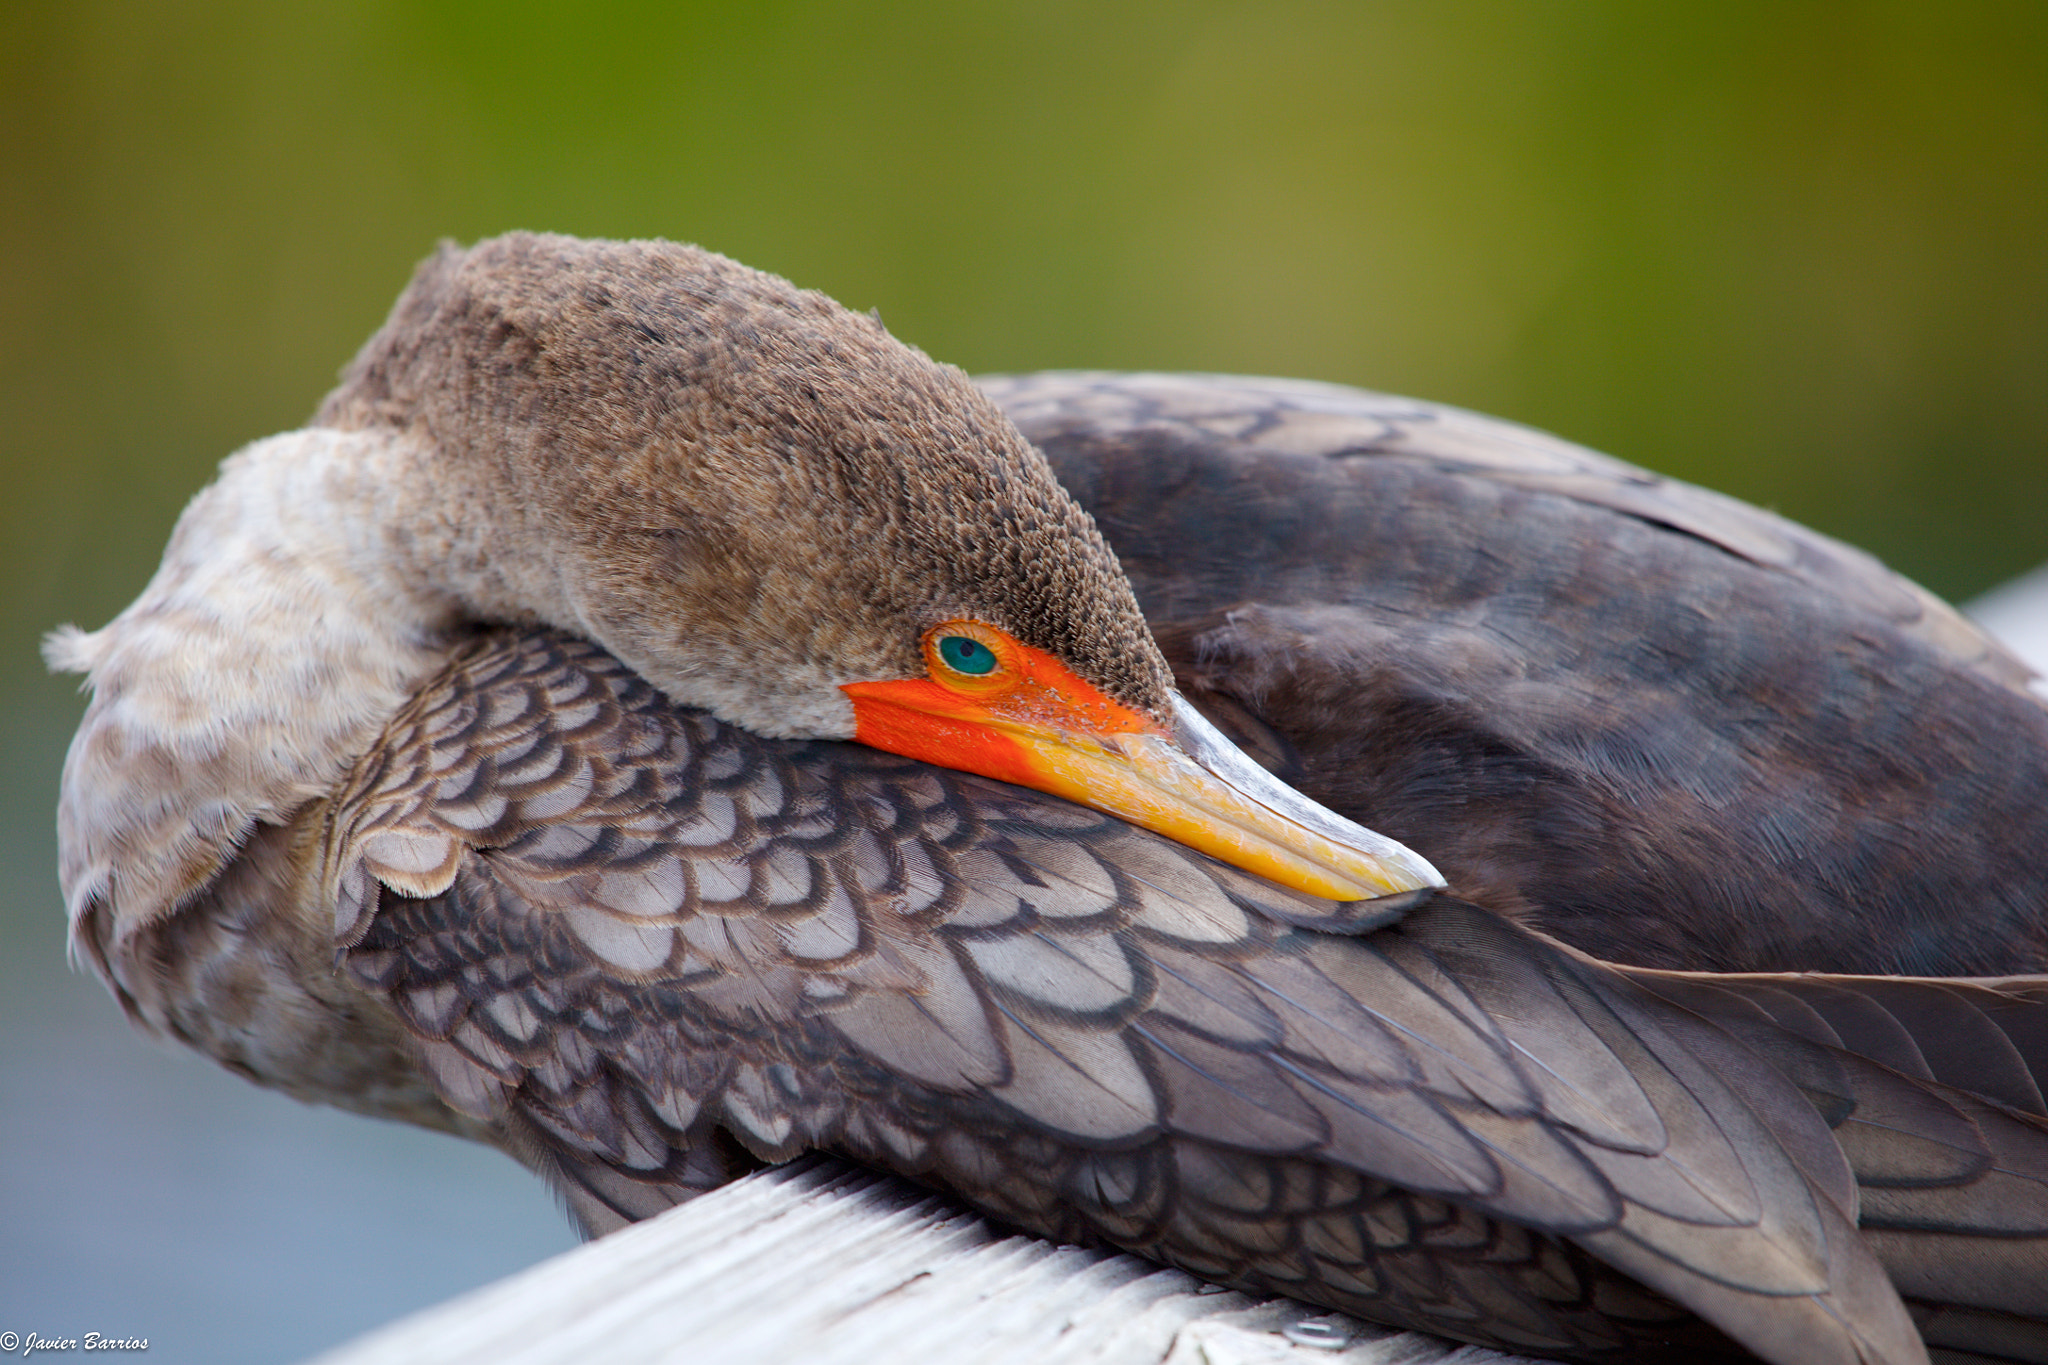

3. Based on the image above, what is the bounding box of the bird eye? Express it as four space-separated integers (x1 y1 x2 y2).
923 621 1017 692
936 634 997 676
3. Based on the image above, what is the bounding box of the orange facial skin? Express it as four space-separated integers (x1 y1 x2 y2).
841 621 1444 903
842 619 1159 791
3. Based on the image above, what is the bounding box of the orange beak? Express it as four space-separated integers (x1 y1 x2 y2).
841 626 1443 905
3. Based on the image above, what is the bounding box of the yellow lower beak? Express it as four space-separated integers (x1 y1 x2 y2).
1012 693 1446 906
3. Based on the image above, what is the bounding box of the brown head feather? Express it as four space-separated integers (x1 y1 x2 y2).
317 233 1171 733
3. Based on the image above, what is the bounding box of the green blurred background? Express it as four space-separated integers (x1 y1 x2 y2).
3 2 2044 1361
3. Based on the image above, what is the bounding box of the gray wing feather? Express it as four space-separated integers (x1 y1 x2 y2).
321 630 1965 1364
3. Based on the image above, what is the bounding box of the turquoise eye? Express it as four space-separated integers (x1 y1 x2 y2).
937 634 997 675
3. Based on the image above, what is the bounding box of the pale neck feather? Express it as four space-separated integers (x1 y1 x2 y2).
47 426 492 943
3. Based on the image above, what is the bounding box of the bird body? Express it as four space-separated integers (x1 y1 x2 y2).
48 234 2048 1364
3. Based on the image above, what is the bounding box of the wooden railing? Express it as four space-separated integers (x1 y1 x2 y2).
308 1156 1525 1365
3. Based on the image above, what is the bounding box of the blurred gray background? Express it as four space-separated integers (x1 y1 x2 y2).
4 3 2044 1361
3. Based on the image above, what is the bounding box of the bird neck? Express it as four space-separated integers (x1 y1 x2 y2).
47 426 495 946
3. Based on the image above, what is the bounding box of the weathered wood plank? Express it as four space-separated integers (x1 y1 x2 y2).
307 1156 1525 1365
1970 562 2048 679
